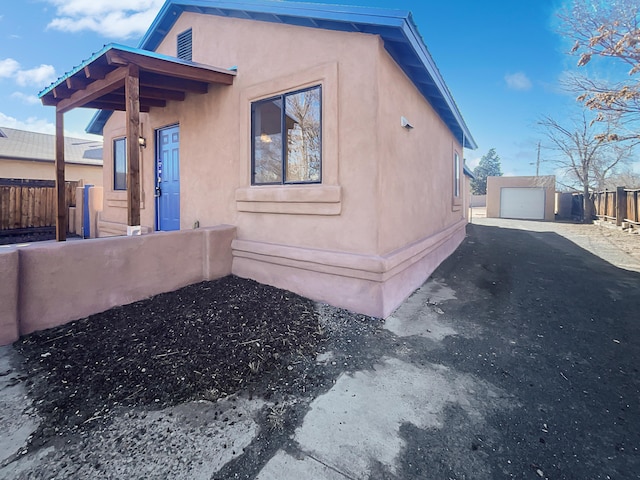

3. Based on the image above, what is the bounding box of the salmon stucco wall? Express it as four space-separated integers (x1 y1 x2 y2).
375 39 466 253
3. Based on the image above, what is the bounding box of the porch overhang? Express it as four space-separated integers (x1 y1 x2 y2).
40 43 236 114
38 44 236 241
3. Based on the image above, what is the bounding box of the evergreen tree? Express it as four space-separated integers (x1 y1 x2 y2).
471 148 502 195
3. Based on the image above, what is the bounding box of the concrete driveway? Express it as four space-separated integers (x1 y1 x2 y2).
2 218 639 479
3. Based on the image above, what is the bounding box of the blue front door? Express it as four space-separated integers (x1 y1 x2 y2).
156 125 180 231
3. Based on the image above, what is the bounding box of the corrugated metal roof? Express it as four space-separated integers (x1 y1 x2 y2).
0 127 103 165
38 42 234 100
87 0 476 149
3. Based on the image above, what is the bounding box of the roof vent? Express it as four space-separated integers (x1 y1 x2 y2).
177 28 192 61
0 129 6 138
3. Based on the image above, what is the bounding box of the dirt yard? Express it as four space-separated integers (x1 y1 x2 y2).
1 217 638 479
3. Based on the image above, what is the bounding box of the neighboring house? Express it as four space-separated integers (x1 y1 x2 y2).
39 0 476 318
486 175 556 221
0 127 103 185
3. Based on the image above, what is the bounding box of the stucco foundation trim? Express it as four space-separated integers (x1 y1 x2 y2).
233 219 465 281
232 220 467 317
235 185 342 215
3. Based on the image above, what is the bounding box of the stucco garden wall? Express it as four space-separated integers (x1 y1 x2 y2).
0 225 235 346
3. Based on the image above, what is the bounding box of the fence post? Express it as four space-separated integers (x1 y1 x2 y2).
616 186 627 227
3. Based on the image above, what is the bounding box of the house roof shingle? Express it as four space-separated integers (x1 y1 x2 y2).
0 127 103 166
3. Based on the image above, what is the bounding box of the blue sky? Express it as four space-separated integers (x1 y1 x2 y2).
0 0 611 176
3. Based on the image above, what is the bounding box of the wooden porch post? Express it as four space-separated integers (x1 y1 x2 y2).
55 110 66 241
125 63 141 227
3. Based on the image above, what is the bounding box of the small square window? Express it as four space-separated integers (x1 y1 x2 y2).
114 138 127 190
251 86 321 185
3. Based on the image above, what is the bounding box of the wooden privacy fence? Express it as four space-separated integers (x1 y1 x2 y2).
0 178 79 231
591 187 640 228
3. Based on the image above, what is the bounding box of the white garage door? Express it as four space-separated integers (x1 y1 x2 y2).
500 187 545 220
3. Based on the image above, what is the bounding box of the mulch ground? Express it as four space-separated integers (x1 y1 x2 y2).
15 275 342 445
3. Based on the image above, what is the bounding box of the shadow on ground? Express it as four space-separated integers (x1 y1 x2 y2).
1 222 639 479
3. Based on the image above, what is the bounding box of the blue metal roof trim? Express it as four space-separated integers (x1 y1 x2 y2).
87 110 113 135
90 0 476 149
41 42 232 99
463 162 475 179
39 43 114 98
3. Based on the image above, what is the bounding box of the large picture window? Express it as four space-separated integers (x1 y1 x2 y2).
114 137 127 191
251 85 321 185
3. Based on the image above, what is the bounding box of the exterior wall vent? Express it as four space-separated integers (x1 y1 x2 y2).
177 28 192 61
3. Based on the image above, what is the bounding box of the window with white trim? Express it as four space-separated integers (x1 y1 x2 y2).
453 152 460 198
251 85 322 185
114 137 127 191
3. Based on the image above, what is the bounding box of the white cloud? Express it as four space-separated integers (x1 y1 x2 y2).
15 64 57 87
505 72 533 91
0 58 20 78
466 156 481 170
45 0 164 39
0 59 57 87
0 112 55 134
11 91 41 105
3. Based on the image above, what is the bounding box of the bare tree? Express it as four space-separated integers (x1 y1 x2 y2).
591 143 636 189
603 166 640 189
559 0 640 141
539 113 628 221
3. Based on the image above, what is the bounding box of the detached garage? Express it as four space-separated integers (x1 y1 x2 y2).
486 175 556 221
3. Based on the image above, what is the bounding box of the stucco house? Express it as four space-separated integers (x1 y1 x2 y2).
39 0 476 318
0 126 103 185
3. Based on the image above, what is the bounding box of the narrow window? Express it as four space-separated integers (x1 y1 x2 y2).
177 28 192 61
114 138 127 190
251 85 322 185
454 152 460 198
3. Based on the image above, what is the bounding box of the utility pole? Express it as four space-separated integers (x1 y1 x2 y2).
536 141 541 177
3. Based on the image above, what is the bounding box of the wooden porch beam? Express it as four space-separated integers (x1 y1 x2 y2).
103 92 166 108
57 68 127 114
53 86 72 99
106 49 235 85
126 63 141 227
82 101 152 113
66 76 89 90
55 110 66 241
84 64 111 80
140 86 186 101
141 72 208 94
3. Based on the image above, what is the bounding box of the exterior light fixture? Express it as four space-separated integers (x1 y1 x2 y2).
138 136 147 148
401 116 413 129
